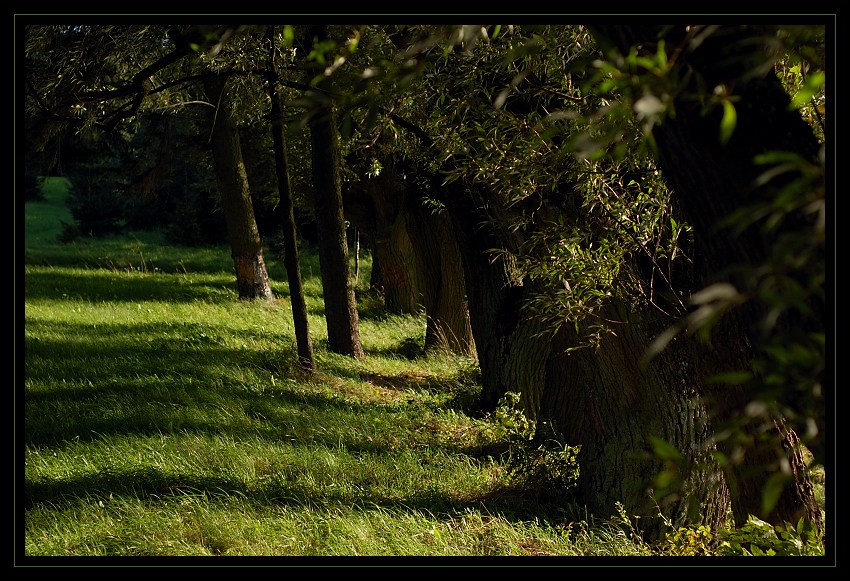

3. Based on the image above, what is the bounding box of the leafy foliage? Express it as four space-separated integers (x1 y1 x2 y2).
60 170 128 240
492 392 581 497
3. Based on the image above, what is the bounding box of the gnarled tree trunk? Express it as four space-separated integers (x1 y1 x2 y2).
589 23 824 535
345 165 476 357
444 179 729 540
540 302 730 541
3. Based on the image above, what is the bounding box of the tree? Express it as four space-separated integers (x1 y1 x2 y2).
586 23 825 534
349 23 823 540
202 73 275 301
303 24 364 360
265 25 315 371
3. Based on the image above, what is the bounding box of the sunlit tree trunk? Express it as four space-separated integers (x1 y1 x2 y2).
203 75 274 301
345 168 475 357
360 173 421 315
407 200 476 358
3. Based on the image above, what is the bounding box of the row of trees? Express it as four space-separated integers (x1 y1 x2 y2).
23 21 828 542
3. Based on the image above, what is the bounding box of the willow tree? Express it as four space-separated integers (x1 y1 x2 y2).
344 24 731 539
354 23 824 541
587 23 825 535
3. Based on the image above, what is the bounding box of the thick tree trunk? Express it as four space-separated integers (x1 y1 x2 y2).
443 182 573 416
407 202 476 358
443 178 729 540
203 76 274 302
306 25 364 360
654 113 823 532
589 24 824 535
345 167 476 357
266 28 315 372
362 174 421 314
540 303 730 541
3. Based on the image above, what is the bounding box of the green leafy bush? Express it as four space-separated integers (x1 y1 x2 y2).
716 516 824 556
494 392 581 497
658 515 824 556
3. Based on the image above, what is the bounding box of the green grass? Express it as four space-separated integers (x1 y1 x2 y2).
20 180 826 560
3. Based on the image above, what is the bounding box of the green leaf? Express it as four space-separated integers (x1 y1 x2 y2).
648 436 684 461
719 100 737 145
648 40 668 74
654 469 679 490
762 472 787 515
706 371 753 384
789 71 825 111
283 25 294 48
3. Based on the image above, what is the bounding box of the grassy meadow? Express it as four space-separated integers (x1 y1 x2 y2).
20 178 826 562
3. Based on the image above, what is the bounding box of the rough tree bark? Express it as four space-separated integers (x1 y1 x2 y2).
306 25 364 360
203 75 274 302
443 178 730 540
540 302 731 540
406 198 476 358
444 182 547 417
345 166 476 357
588 23 824 534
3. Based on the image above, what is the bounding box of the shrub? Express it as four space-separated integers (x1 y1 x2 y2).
61 175 127 240
494 392 581 497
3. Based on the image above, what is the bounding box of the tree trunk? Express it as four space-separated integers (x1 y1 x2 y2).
361 174 421 314
444 179 729 540
306 25 364 360
203 75 274 302
407 201 476 358
589 24 824 535
444 186 525 412
266 27 315 372
540 303 730 541
345 166 476 357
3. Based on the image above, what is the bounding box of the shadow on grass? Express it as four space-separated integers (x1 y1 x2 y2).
24 316 483 446
24 267 238 303
24 461 573 527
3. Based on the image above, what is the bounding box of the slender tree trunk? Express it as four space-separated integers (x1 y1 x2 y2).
266 27 315 372
203 75 274 301
306 25 364 360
